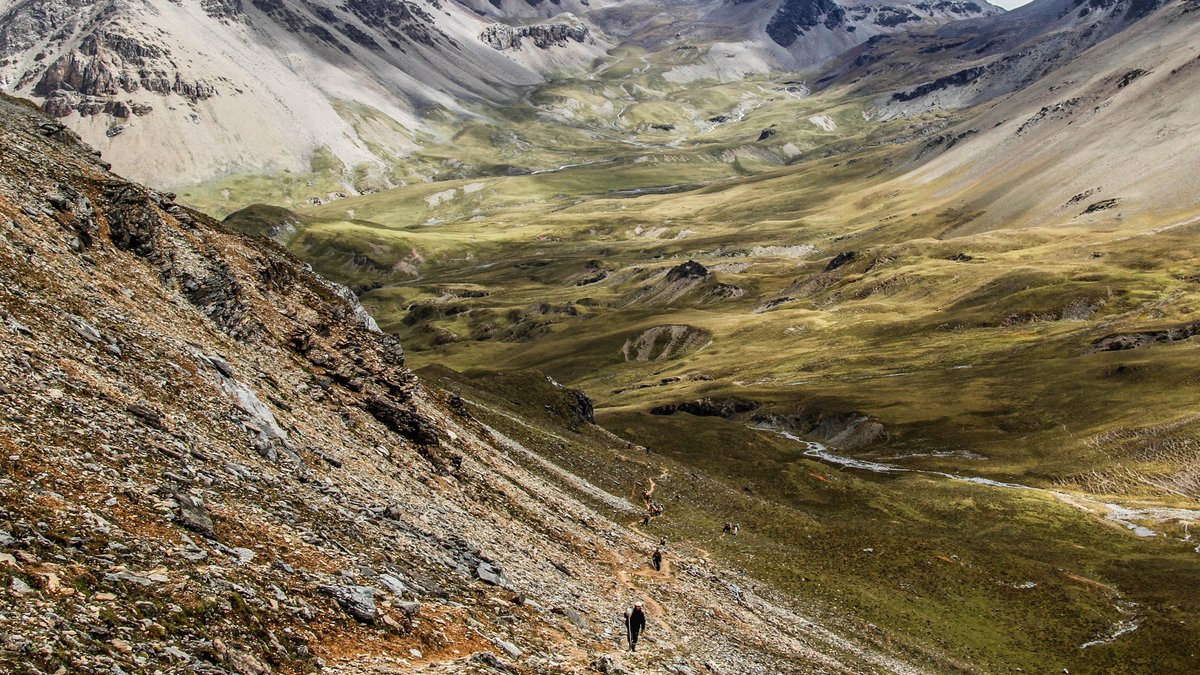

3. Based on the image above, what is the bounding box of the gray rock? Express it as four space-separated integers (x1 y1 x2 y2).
3 316 32 337
104 571 154 587
492 637 522 659
9 577 33 595
470 648 513 667
471 651 516 672
377 573 408 597
319 584 377 624
67 313 103 343
553 606 588 630
176 493 215 539
476 561 511 589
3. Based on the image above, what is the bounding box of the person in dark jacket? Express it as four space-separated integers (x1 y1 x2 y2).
624 601 647 651
652 547 663 572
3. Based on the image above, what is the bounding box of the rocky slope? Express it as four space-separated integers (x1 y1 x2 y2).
0 0 605 185
0 93 926 673
887 0 1200 231
822 0 1187 115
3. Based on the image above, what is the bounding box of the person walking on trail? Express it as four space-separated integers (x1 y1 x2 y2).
652 547 663 572
625 601 647 652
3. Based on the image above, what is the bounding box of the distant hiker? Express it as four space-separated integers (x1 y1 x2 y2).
722 522 732 535
652 547 663 572
659 536 668 548
625 601 647 651
733 523 740 536
642 514 651 526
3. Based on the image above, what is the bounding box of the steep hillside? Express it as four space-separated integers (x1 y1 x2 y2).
822 0 1188 114
0 93 923 673
895 0 1200 230
0 0 605 185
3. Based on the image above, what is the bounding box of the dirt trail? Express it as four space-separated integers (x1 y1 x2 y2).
641 469 668 505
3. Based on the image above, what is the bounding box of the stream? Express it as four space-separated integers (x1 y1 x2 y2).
762 428 1200 542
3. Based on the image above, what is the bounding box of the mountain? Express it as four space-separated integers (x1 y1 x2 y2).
0 92 926 673
698 0 1003 68
891 0 1200 231
821 0 1187 114
0 0 1002 191
0 0 605 185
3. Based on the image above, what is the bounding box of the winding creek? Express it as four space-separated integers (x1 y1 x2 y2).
761 428 1200 543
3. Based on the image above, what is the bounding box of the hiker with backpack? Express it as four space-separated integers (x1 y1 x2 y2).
624 601 647 651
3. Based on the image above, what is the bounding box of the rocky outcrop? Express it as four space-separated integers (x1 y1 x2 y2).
26 29 217 118
480 22 590 51
618 260 745 307
756 411 888 450
650 397 761 418
1090 322 1200 352
621 324 712 362
824 250 857 271
767 0 847 48
665 259 710 282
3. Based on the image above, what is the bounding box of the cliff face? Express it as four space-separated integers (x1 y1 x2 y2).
0 94 912 673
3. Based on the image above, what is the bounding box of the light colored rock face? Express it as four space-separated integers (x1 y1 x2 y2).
0 0 605 185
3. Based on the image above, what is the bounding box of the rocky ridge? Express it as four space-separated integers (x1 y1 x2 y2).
0 94 917 673
480 21 592 51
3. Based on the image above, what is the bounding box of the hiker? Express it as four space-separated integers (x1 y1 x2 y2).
642 514 651 526
722 522 732 535
624 601 647 651
652 547 663 571
733 523 740 535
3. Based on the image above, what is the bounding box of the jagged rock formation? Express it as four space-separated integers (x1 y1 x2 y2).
0 94 922 673
480 21 591 50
